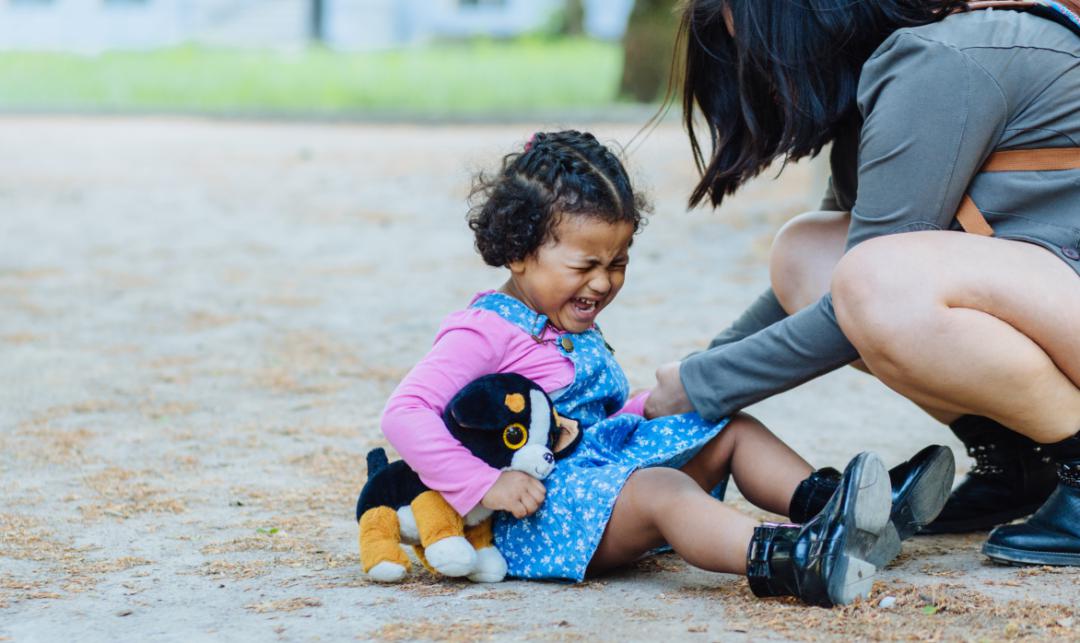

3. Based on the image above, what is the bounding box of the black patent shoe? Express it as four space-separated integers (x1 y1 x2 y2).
790 446 954 568
886 445 956 541
748 452 892 607
983 458 1080 566
920 416 1057 534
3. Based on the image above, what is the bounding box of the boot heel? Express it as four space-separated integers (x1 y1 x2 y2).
828 555 876 605
866 521 901 569
852 453 892 537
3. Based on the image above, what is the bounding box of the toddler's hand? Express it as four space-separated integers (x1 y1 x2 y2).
481 471 546 518
644 361 694 419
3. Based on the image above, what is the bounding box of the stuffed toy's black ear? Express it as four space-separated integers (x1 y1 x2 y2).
445 372 535 431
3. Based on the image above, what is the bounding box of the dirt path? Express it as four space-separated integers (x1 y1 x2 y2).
1 117 1076 641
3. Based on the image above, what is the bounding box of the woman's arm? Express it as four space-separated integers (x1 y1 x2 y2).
845 31 1006 249
674 295 858 421
657 31 1007 422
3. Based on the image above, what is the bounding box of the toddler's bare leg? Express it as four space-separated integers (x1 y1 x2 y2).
681 413 813 516
587 468 757 576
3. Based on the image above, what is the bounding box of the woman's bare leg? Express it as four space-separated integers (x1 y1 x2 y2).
769 210 960 424
680 413 812 516
587 467 757 575
831 232 1080 443
771 210 852 313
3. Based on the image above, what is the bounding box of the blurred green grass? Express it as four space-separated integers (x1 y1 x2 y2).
0 38 624 116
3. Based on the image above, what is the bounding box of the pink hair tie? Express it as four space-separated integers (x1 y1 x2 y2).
524 133 538 152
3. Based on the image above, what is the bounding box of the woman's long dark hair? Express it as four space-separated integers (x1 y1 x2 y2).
681 0 966 208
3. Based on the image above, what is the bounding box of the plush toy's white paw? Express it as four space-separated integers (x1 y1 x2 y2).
397 506 419 544
368 561 408 583
425 536 476 577
468 546 507 583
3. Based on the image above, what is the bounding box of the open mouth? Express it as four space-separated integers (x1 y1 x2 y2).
571 297 598 314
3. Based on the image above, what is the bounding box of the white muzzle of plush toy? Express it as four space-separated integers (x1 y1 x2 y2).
510 444 556 480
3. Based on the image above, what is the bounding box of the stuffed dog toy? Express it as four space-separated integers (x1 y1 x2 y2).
356 373 581 583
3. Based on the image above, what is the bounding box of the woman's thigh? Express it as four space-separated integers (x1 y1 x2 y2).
770 210 850 313
832 232 1080 440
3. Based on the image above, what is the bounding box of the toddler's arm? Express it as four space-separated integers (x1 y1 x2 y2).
613 390 651 417
381 317 504 516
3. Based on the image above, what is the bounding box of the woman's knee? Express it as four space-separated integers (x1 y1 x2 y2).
830 236 942 381
769 210 849 314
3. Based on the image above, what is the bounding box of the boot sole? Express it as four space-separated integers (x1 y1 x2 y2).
891 446 956 541
865 445 955 568
982 542 1080 567
827 453 891 606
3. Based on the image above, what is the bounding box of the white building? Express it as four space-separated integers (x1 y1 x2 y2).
0 0 635 53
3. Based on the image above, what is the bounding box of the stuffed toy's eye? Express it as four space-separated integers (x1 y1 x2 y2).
503 423 528 450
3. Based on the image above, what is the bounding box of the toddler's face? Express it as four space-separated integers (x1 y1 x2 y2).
506 215 634 334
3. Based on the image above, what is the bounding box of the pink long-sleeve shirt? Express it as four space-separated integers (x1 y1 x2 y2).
381 293 649 515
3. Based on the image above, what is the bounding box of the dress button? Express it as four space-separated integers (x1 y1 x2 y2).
1063 246 1080 261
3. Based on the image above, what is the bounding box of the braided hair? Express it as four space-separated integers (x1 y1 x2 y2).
468 130 648 267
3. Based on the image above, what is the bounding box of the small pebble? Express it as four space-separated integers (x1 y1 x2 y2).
116 609 133 617
878 596 897 609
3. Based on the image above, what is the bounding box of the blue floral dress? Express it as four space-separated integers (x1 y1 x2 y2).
473 292 730 582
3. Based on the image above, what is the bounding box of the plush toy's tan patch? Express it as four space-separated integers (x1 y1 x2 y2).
464 520 495 550
555 416 580 453
504 393 525 413
412 490 465 548
359 506 410 573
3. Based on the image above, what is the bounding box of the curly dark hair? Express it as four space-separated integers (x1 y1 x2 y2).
467 130 649 267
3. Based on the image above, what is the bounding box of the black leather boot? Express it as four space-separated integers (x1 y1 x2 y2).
983 432 1080 566
748 452 892 607
789 467 842 523
920 416 1057 534
789 445 955 568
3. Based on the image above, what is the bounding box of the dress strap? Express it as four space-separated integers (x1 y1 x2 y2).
469 291 551 339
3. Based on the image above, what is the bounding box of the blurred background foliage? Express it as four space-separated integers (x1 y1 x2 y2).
0 39 622 115
0 0 680 117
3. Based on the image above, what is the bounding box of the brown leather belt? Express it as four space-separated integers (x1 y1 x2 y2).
946 1 1080 235
957 148 1080 236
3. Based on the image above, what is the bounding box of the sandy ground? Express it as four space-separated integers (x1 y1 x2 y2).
1 117 1078 642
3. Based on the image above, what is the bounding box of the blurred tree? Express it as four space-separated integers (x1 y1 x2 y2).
311 0 325 42
619 0 678 103
564 0 585 35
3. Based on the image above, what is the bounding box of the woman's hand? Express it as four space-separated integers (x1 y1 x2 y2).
481 470 546 518
644 361 694 419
